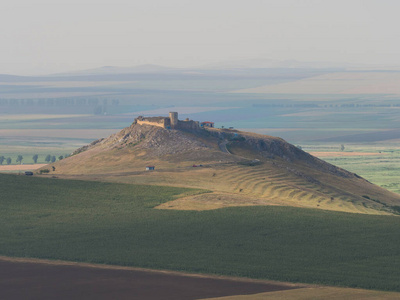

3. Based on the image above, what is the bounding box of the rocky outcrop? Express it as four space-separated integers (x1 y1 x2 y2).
72 123 210 157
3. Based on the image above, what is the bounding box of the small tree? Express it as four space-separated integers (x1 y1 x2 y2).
58 155 64 161
32 154 39 164
16 155 23 164
0 156 4 165
340 144 345 151
6 157 11 165
51 155 56 163
45 154 51 163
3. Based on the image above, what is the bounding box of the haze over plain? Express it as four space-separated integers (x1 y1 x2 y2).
1 0 400 75
2 1 400 299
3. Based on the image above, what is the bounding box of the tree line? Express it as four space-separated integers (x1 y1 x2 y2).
0 154 70 165
0 98 120 106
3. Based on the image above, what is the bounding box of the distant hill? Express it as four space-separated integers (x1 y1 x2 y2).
52 64 180 76
46 118 400 215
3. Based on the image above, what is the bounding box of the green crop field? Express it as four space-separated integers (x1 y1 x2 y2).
324 156 400 194
302 143 400 194
0 144 77 165
1 173 400 291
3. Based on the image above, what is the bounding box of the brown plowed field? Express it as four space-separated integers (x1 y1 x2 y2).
0 257 298 300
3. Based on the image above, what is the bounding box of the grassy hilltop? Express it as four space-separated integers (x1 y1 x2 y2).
43 122 400 215
1 173 400 292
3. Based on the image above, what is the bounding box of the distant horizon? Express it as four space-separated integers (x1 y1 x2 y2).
4 58 400 77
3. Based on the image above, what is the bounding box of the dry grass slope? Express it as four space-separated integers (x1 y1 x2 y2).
43 123 400 215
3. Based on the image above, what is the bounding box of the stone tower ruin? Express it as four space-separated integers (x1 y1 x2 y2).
169 112 178 128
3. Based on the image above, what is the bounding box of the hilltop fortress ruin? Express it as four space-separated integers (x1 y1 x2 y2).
135 112 213 130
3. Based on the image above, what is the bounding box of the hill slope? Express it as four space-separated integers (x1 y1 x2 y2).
47 122 400 215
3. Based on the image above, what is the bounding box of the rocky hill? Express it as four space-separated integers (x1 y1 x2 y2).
47 122 400 215
73 123 209 157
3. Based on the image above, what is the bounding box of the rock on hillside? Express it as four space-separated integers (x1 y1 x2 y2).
73 123 212 157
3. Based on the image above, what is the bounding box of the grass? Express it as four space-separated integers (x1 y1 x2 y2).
0 173 400 291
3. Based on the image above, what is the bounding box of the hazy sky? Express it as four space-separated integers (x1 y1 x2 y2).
1 0 399 75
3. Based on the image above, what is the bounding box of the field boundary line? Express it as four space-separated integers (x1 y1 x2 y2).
0 255 305 287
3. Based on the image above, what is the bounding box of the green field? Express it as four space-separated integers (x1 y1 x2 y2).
1 173 399 291
0 144 77 165
302 143 400 194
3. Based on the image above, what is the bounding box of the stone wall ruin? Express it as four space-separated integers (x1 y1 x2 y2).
134 112 199 131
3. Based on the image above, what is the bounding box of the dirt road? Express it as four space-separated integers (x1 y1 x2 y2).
0 164 47 171
218 140 231 154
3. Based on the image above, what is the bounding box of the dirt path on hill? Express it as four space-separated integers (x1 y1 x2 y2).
0 256 300 300
218 140 231 154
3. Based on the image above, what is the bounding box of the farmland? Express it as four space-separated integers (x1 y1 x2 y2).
3 68 400 146
0 257 297 300
2 70 400 171
1 173 400 292
2 68 400 298
303 143 400 194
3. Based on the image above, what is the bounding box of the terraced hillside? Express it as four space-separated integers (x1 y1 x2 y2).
44 122 400 215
